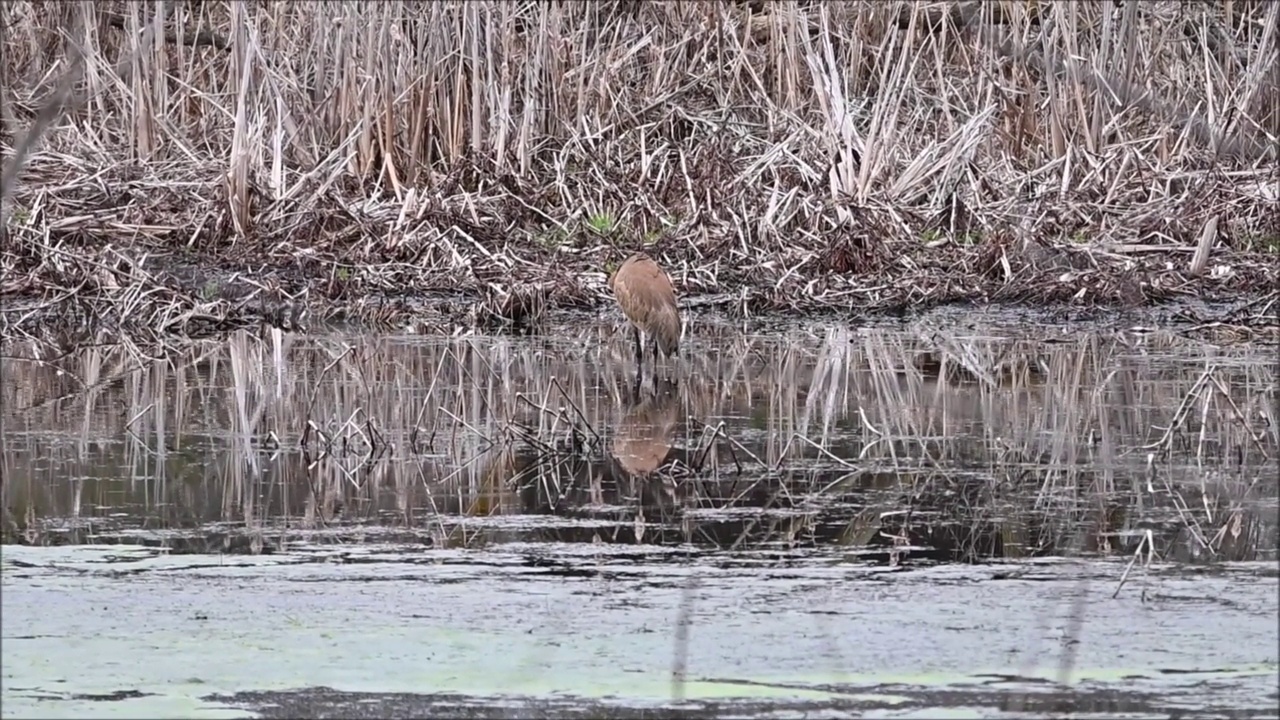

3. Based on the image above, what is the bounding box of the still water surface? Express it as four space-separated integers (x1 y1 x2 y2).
3 314 1277 717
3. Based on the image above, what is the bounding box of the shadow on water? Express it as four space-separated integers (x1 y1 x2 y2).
2 315 1278 718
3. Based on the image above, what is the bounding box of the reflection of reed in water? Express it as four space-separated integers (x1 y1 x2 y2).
472 446 527 517
3 326 1277 561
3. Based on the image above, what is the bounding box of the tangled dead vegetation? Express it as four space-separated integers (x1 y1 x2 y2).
2 1 1278 346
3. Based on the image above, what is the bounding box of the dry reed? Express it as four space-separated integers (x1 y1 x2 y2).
1 1 1278 346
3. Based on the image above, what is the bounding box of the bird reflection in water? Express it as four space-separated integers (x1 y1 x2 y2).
605 376 685 533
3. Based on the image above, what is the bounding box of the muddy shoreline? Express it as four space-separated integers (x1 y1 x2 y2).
1 241 1277 349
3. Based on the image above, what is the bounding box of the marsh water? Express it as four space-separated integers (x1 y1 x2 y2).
3 307 1278 718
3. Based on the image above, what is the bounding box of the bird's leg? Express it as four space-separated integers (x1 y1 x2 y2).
629 365 643 402
650 335 661 385
631 324 642 365
632 325 644 381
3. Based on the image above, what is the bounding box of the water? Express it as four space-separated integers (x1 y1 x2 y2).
2 314 1278 718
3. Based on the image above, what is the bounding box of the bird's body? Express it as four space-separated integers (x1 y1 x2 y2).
608 252 681 376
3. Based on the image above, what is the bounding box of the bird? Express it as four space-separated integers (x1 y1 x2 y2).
607 252 681 382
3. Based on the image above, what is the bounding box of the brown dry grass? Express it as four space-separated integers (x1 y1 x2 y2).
2 1 1279 345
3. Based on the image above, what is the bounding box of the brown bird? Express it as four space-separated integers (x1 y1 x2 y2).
608 252 681 379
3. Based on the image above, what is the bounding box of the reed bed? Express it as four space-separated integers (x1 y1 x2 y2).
2 320 1275 561
2 1 1278 346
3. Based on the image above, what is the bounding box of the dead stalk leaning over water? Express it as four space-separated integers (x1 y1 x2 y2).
1112 528 1156 599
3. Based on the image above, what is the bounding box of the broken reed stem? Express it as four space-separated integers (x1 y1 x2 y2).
1112 528 1155 599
